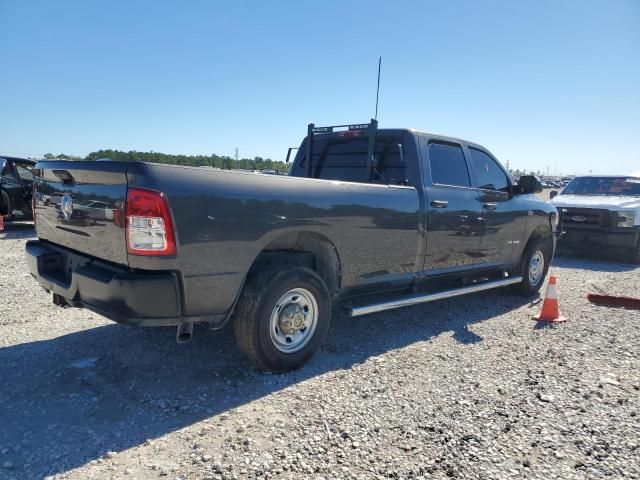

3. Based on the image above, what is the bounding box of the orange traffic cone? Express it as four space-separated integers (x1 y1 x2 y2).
533 276 566 323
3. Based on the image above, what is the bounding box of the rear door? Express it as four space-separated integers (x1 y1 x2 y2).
466 146 527 265
35 161 130 266
419 138 484 270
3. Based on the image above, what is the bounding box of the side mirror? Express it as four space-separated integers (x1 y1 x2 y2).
516 175 543 194
549 190 558 200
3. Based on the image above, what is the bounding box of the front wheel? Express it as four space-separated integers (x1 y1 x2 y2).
513 238 551 296
233 266 331 372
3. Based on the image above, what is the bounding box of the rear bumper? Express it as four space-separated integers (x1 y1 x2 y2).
559 229 639 250
25 240 184 326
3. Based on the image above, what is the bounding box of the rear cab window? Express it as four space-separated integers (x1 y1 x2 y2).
290 132 416 186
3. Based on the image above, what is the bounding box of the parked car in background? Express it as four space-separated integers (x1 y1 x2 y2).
26 121 558 371
551 175 640 263
0 156 36 224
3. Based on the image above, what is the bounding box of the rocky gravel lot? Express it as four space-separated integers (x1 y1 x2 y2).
1 224 639 480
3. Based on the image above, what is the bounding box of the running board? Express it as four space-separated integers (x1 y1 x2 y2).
348 276 523 317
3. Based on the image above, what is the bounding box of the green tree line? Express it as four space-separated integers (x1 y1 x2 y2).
43 150 291 173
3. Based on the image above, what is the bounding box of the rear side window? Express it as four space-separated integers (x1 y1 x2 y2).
469 148 510 192
428 142 471 187
292 135 408 185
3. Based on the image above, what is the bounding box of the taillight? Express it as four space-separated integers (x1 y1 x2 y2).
125 188 176 256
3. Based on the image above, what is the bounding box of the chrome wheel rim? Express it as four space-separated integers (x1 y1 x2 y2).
269 288 318 353
529 250 545 286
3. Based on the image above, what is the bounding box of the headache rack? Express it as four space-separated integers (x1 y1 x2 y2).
287 119 379 181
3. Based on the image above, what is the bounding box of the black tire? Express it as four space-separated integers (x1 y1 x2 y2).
630 243 640 265
0 190 10 217
513 237 552 296
233 265 331 372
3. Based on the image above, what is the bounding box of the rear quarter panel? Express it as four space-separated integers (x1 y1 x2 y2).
127 164 421 316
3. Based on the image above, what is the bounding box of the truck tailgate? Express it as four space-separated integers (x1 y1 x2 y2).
34 161 130 266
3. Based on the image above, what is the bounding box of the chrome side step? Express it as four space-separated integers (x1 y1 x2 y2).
348 276 523 317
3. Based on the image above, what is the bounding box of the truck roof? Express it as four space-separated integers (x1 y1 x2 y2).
311 127 488 150
409 129 488 149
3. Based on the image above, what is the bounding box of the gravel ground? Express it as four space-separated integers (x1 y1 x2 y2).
1 224 639 480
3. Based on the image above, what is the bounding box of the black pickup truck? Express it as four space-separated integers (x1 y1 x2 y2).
26 121 558 371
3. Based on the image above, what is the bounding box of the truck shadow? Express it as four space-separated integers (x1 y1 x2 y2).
0 290 530 478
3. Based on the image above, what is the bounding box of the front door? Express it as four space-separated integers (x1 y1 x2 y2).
466 147 528 266
420 139 484 271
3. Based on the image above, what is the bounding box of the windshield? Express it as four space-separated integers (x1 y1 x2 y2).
562 177 640 196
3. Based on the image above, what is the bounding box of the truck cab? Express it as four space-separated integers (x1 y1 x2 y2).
289 123 554 278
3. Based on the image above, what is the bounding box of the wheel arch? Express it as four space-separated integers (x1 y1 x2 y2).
245 231 342 299
525 224 554 251
519 223 554 271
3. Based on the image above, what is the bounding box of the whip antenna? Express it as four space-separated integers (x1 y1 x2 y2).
374 56 382 121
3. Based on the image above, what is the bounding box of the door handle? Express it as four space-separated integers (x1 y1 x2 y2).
483 202 497 210
431 200 448 208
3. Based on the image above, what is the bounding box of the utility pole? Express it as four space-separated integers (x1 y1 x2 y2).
235 148 239 161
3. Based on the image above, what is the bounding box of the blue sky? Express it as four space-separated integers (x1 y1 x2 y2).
1 0 638 175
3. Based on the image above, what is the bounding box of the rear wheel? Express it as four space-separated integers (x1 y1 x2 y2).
513 237 551 296
0 190 11 217
233 265 331 372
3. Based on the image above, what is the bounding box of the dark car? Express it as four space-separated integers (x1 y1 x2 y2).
0 156 36 224
26 121 558 371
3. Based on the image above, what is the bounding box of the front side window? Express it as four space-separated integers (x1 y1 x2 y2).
469 148 510 192
428 142 471 187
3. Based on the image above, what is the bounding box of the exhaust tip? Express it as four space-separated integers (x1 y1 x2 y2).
176 322 194 344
